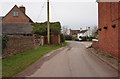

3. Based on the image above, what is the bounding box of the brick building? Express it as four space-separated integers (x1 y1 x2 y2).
93 1 120 59
2 5 33 23
2 5 33 36
69 29 80 37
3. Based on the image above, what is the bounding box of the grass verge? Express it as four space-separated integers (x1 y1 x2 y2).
2 42 67 79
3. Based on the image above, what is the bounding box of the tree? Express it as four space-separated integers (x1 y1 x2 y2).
31 22 61 36
61 26 68 35
91 25 98 38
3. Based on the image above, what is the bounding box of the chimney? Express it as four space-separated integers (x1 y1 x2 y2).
69 29 72 36
19 5 25 14
88 27 90 30
80 28 82 31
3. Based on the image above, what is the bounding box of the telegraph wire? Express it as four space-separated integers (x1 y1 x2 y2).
50 2 60 21
36 2 46 22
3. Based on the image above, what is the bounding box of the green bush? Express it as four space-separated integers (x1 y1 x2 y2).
31 22 61 36
72 37 76 40
81 36 87 41
2 35 9 49
81 36 95 41
60 34 65 43
65 35 73 40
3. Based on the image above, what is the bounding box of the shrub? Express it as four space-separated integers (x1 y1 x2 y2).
31 22 61 36
81 36 95 41
2 35 9 49
65 35 73 40
72 37 76 40
60 34 65 43
81 36 87 41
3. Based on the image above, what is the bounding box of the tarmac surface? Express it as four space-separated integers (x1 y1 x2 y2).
28 41 118 77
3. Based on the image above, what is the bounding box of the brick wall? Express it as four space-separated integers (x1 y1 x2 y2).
40 35 60 46
98 2 119 58
92 41 99 49
2 36 35 58
2 5 30 23
51 35 60 44
119 2 120 59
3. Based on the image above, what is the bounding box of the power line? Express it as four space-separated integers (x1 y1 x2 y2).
36 2 46 22
50 2 60 21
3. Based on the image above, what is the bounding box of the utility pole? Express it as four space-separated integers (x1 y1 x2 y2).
86 26 88 41
47 0 50 44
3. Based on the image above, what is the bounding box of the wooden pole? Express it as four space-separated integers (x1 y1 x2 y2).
47 0 50 44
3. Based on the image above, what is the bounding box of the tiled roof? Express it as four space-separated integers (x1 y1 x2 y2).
2 23 33 34
71 29 88 35
79 30 88 33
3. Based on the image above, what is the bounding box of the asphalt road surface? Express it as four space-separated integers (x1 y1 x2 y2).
29 41 118 77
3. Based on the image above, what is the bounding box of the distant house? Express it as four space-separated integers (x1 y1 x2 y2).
77 30 88 40
2 5 33 36
69 27 91 38
69 29 80 37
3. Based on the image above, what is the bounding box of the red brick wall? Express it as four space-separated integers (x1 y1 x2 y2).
51 35 60 44
3 36 35 58
40 35 60 46
98 2 119 58
92 41 99 49
2 5 30 23
118 2 120 59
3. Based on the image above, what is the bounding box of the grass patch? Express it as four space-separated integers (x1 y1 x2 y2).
106 55 114 58
100 53 106 56
2 42 67 79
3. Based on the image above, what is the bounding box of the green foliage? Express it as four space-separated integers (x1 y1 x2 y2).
65 35 73 40
72 37 76 40
31 22 61 36
81 36 87 41
2 35 9 49
81 36 96 41
60 34 65 43
106 55 114 58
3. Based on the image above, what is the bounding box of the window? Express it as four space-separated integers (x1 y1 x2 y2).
13 11 18 16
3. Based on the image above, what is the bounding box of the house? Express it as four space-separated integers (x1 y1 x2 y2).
69 27 91 40
77 29 88 40
92 1 120 59
2 5 33 36
69 29 81 37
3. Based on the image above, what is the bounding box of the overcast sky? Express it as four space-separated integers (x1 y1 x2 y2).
0 0 98 30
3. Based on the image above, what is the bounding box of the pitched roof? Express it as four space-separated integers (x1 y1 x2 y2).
71 30 80 33
79 30 88 33
3 5 33 23
2 23 33 34
71 29 88 35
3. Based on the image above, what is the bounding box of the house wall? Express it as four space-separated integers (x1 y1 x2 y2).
2 36 35 58
69 29 78 37
2 5 30 23
119 2 120 59
98 2 119 58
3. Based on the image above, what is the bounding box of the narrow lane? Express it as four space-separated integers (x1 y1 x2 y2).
29 41 118 77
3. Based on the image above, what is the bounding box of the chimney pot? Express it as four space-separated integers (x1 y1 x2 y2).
19 5 25 14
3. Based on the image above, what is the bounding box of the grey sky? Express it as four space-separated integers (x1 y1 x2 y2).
0 0 98 29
